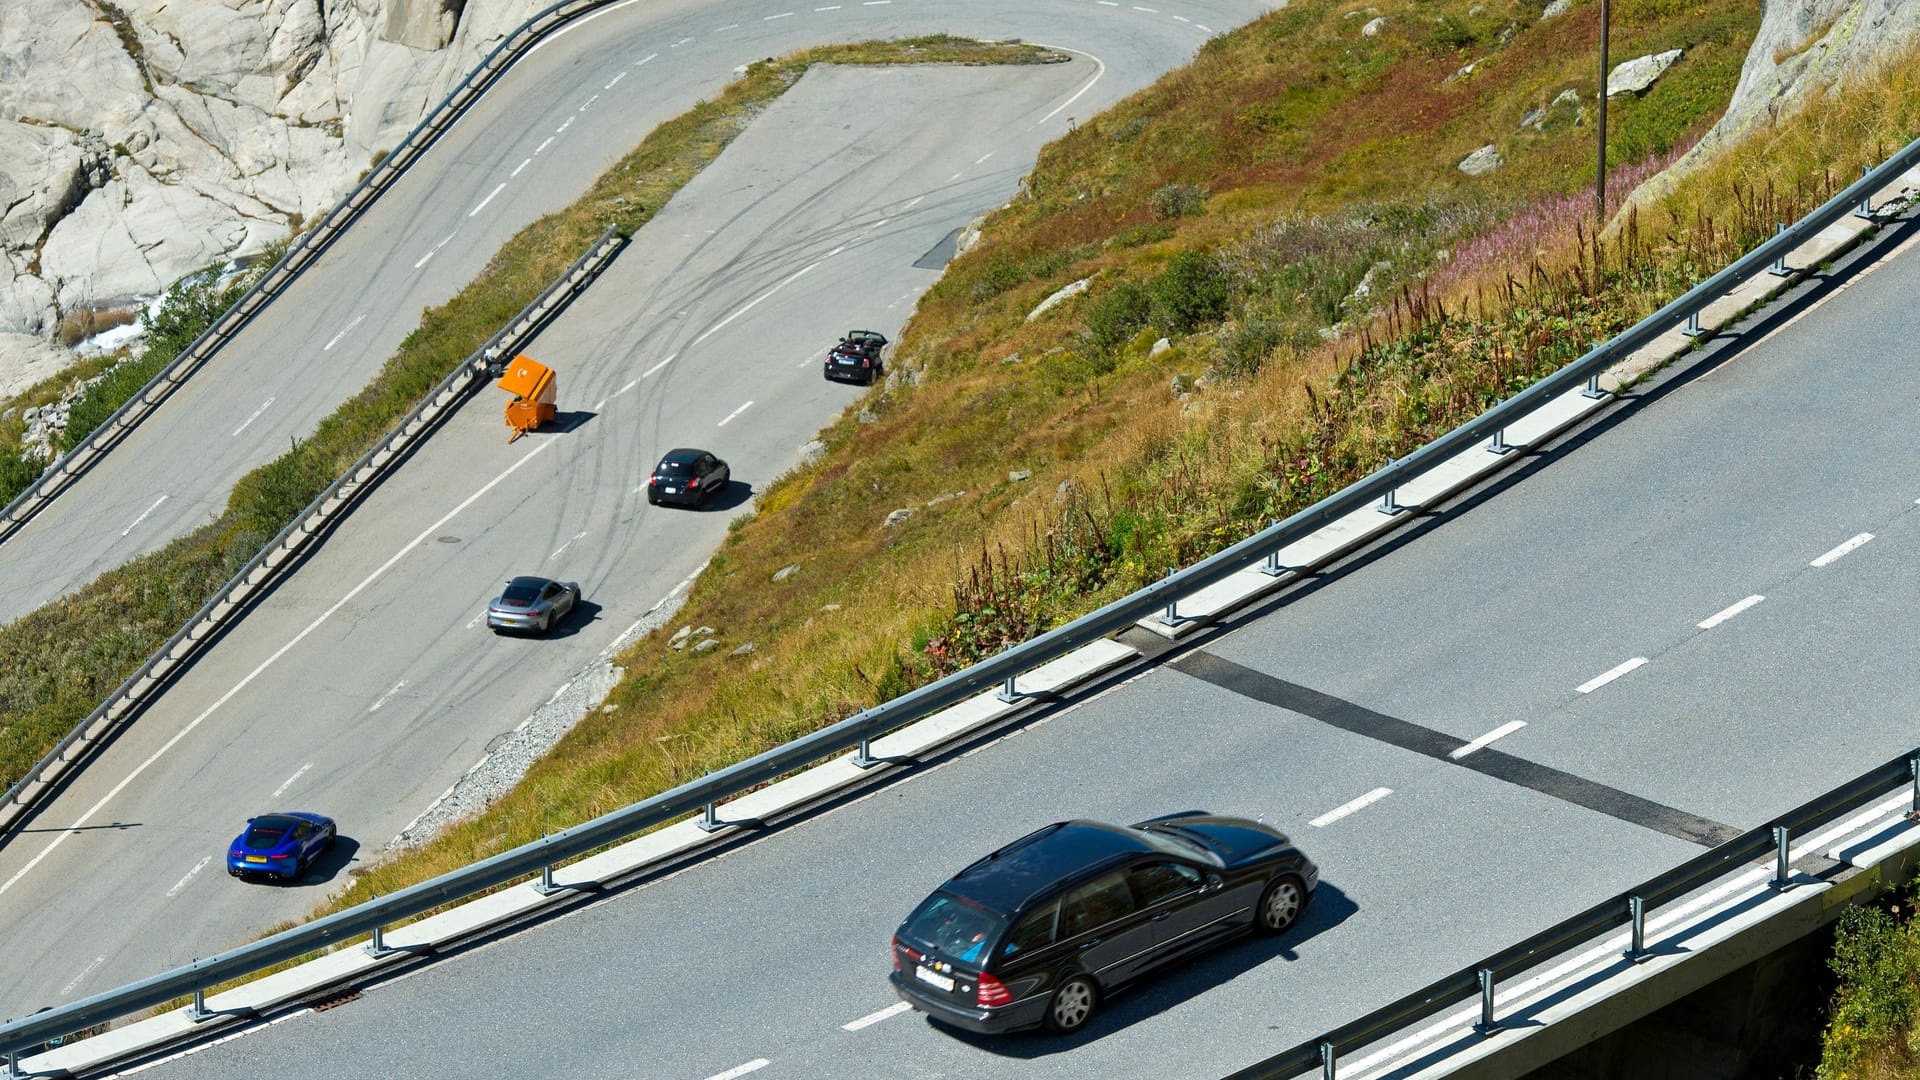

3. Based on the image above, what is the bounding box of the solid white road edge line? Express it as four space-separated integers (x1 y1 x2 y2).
105 1008 312 1077
121 495 167 537
1698 594 1765 630
0 440 559 899
1310 787 1391 827
270 761 315 797
163 858 210 900
842 1001 912 1031
1448 721 1525 760
705 1061 769 1080
1812 532 1873 567
1575 656 1647 694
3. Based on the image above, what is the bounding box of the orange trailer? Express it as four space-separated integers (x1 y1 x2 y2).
498 355 555 443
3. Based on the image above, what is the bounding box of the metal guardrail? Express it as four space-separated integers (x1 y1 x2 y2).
0 0 630 549
1 71 1916 1080
0 228 624 838
1225 750 1920 1080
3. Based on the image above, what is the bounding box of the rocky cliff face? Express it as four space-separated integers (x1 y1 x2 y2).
0 0 540 380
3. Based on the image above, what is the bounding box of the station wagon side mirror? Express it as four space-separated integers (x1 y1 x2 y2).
1203 873 1224 893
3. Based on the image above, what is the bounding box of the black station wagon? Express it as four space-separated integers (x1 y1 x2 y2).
889 814 1318 1034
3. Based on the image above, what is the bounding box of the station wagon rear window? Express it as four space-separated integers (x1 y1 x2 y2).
901 892 1004 966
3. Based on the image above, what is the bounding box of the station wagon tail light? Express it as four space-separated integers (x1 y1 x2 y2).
688 477 699 488
977 974 1011 1007
892 935 903 971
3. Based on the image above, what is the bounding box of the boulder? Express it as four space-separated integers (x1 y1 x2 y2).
1362 16 1388 35
1457 144 1504 176
1607 49 1683 97
1542 0 1573 18
1027 277 1091 322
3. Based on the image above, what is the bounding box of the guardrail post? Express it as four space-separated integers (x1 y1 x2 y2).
696 802 725 833
1581 372 1607 400
1485 428 1514 455
1625 895 1647 961
1680 310 1708 338
1320 1041 1337 1080
186 985 214 1023
1773 825 1792 888
365 922 399 959
1854 165 1875 219
1261 522 1289 577
1768 222 1792 276
1377 460 1405 516
1908 752 1919 813
1158 567 1182 625
851 733 881 769
6 1047 20 1079
1474 967 1498 1032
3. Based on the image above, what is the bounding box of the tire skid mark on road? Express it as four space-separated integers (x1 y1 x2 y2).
0 440 558 900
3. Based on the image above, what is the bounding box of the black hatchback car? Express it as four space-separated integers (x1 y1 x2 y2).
647 448 730 508
889 814 1317 1035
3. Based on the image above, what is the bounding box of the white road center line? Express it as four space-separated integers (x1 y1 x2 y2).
271 761 315 797
672 36 694 46
322 313 365 351
1698 594 1765 630
121 494 167 537
413 232 456 269
705 1062 769 1080
1576 656 1648 694
636 52 657 65
1449 721 1526 760
165 858 211 900
1133 5 1159 10
815 3 841 7
580 94 600 110
905 194 924 208
691 258 827 347
511 157 533 177
557 116 575 133
0 440 559 900
1196 22 1214 32
715 22 740 30
469 182 507 217
765 10 794 18
617 378 639 394
231 396 276 437
61 955 107 994
1811 532 1873 567
842 1001 912 1031
536 136 555 154
593 397 607 410
368 681 407 712
605 71 626 89
717 400 755 426
642 354 677 378
1172 13 1190 21
973 152 994 165
550 530 588 561
1311 787 1392 827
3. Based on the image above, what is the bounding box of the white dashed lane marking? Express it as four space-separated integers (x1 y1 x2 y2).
121 495 167 537
605 71 626 89
718 401 755 426
765 10 794 18
536 136 555 154
271 761 315 797
1449 721 1525 760
1576 656 1648 694
635 52 657 65
1310 787 1392 827
1811 532 1873 567
511 158 532 177
704 1061 769 1080
843 1002 912 1031
322 313 365 351
469 183 506 217
231 396 276 437
61 955 107 994
369 681 407 713
1698 594 1764 630
164 857 210 899
413 232 456 268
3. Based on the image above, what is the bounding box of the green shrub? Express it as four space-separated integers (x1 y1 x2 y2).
1150 182 1211 219
1086 281 1152 350
1149 249 1232 334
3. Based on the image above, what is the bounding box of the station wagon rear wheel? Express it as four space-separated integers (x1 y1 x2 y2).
1044 974 1098 1034
1256 874 1307 936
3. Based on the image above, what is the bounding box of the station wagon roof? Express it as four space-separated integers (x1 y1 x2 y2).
941 821 1154 915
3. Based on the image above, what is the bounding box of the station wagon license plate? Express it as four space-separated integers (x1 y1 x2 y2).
245 856 266 863
914 966 954 992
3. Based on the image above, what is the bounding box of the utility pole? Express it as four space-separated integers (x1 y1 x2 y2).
1597 0 1610 225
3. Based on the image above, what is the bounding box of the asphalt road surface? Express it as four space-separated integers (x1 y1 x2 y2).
136 205 1920 1076
0 0 1280 1022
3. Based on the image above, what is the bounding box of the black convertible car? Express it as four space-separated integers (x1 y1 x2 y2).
889 814 1317 1034
823 330 887 385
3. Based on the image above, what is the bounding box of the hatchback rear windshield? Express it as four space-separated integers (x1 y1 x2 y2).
502 581 543 602
244 818 295 846
657 460 690 472
901 892 1005 966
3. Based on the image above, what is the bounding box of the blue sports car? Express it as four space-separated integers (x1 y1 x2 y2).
226 812 336 882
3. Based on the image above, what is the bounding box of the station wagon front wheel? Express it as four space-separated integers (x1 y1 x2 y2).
1045 974 1098 1034
1256 874 1307 936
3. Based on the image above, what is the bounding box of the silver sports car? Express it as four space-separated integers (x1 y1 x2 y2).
486 576 581 634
